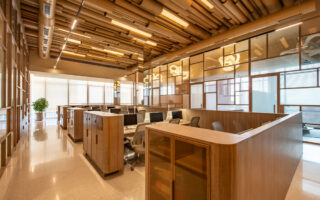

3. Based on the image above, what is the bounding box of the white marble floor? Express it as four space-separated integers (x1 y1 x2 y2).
0 120 320 200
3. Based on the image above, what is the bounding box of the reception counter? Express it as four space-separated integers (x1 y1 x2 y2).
145 112 302 200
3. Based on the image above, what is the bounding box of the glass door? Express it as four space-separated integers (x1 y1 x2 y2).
252 75 278 113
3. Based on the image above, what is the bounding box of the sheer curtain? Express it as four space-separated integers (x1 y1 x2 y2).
46 78 68 118
69 80 87 105
120 81 133 105
88 81 104 104
105 82 114 104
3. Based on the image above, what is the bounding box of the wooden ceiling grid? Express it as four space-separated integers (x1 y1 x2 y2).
20 0 298 69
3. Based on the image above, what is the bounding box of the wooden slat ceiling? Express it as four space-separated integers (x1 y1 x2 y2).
20 0 297 69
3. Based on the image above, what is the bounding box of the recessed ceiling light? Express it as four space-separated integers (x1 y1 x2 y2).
111 19 152 38
160 9 189 28
133 37 157 46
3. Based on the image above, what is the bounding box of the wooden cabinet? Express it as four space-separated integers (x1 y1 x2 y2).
83 111 124 176
147 129 210 200
68 108 88 142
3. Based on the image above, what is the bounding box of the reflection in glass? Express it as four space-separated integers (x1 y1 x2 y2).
182 58 189 83
168 61 182 77
224 44 234 55
301 33 320 69
204 48 223 69
251 34 267 61
236 40 248 52
268 26 299 57
281 88 320 105
153 88 160 105
168 77 175 95
153 67 160 80
280 70 317 88
190 63 203 83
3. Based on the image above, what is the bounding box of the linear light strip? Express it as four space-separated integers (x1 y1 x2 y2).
111 19 152 38
54 0 86 69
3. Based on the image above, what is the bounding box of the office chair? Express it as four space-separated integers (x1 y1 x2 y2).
169 118 180 124
124 123 149 171
189 117 200 127
137 110 146 123
232 120 244 133
212 121 225 131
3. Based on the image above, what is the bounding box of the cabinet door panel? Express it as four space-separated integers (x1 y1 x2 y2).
87 114 92 156
174 140 209 200
148 130 172 200
91 115 97 162
83 113 88 152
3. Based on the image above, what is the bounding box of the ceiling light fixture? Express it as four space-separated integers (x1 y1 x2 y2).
71 19 77 30
276 22 302 32
138 57 144 61
133 37 157 46
62 50 86 58
201 0 214 9
57 28 91 39
111 20 152 38
160 9 189 28
66 38 81 44
91 46 124 57
54 0 86 69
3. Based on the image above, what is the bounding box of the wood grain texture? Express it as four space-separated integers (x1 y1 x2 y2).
83 111 124 175
146 112 303 200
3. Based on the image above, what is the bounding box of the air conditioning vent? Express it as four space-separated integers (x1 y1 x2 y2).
43 53 46 57
43 39 48 45
43 46 47 52
43 28 50 37
44 4 51 17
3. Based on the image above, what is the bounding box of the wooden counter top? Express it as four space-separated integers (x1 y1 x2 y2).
147 113 298 145
84 111 121 117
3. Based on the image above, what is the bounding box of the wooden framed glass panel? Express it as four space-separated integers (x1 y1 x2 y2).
204 48 223 70
148 131 172 200
168 61 182 77
250 34 267 61
190 63 203 83
174 139 209 200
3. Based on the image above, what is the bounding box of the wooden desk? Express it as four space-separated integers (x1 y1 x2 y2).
83 111 124 176
68 107 88 142
146 113 302 200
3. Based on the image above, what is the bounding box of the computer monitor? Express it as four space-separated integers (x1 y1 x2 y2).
124 114 138 126
128 107 138 114
150 112 164 123
172 110 182 119
107 106 115 109
110 108 121 114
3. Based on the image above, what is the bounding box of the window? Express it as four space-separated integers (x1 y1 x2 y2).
31 75 46 111
120 81 133 105
190 63 203 83
191 84 203 109
301 33 320 69
250 34 267 61
206 93 216 110
46 78 68 116
217 80 234 104
69 80 87 105
88 81 104 104
105 82 114 104
280 70 318 88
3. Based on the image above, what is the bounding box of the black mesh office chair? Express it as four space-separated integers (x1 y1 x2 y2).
189 117 200 127
169 118 180 124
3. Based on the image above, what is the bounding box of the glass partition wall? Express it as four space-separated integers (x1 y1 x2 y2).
141 17 320 142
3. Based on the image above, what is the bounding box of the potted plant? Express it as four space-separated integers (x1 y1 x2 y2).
32 98 49 121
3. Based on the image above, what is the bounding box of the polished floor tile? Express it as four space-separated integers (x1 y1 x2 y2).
0 120 145 200
1 120 320 200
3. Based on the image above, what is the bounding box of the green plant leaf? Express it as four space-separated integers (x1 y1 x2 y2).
32 98 49 112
